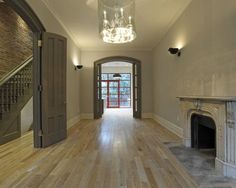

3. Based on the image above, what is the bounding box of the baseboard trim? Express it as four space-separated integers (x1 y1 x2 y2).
153 114 183 138
67 115 81 129
80 113 93 120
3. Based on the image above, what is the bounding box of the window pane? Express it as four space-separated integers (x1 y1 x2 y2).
102 88 107 95
120 101 130 107
102 74 108 80
120 81 130 87
102 82 107 87
120 88 130 95
102 95 107 100
120 94 130 99
120 74 131 80
109 95 118 100
109 88 118 95
109 82 118 87
108 74 114 80
109 101 118 107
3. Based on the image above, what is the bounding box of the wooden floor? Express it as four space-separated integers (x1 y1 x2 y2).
0 109 198 188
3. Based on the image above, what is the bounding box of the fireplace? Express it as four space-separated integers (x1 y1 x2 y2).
191 114 216 151
178 96 236 178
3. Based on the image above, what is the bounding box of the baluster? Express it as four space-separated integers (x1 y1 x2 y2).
18 73 21 96
20 72 24 95
16 74 19 97
8 80 13 106
27 64 32 88
7 83 11 111
27 67 30 88
30 64 33 87
22 69 26 94
0 88 3 119
4 84 9 112
12 76 17 103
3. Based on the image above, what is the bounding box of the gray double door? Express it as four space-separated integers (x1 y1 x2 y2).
39 32 67 148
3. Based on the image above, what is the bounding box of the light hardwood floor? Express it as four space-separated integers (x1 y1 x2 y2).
0 109 198 188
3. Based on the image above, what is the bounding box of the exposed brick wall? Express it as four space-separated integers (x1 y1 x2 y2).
0 3 33 80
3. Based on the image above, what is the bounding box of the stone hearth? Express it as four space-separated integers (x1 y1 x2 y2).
178 96 236 178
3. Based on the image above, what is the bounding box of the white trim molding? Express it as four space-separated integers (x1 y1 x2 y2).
153 114 183 138
67 115 81 129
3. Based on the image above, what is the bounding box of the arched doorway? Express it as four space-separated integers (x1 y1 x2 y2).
94 56 142 119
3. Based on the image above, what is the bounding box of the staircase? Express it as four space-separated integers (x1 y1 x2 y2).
0 56 33 145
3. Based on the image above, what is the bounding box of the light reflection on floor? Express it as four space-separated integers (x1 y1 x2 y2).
99 108 133 151
103 108 132 117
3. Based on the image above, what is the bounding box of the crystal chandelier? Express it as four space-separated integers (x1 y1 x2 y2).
98 0 136 44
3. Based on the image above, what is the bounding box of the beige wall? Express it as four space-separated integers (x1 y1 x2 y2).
80 50 153 115
26 0 81 124
152 0 236 127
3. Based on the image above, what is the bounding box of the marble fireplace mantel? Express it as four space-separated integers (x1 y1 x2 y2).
178 96 236 178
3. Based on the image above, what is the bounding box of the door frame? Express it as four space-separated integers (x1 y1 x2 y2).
4 0 46 148
94 56 142 119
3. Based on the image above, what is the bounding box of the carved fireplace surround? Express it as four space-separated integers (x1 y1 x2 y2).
178 96 236 178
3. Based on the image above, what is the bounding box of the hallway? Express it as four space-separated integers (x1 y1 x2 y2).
0 111 198 188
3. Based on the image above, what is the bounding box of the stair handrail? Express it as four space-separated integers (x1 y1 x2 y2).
0 56 33 87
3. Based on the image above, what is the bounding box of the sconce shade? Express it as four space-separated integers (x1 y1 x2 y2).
168 48 181 56
75 65 83 70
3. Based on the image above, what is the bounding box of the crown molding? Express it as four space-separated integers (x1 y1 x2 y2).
42 0 81 48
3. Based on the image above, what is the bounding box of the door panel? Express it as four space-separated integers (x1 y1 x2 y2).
41 32 67 147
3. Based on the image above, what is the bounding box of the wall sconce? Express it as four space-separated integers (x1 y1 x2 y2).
168 48 181 57
74 65 83 70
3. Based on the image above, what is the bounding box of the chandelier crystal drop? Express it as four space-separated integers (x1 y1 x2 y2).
98 0 136 44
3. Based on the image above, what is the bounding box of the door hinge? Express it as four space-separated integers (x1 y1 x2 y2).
38 40 42 47
38 130 43 137
38 85 43 92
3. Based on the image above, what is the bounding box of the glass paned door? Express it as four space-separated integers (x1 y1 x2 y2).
101 73 131 109
107 80 120 108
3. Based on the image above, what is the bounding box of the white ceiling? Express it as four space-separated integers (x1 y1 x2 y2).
42 0 191 50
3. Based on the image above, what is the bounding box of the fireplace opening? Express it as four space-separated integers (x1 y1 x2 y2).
191 114 216 153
